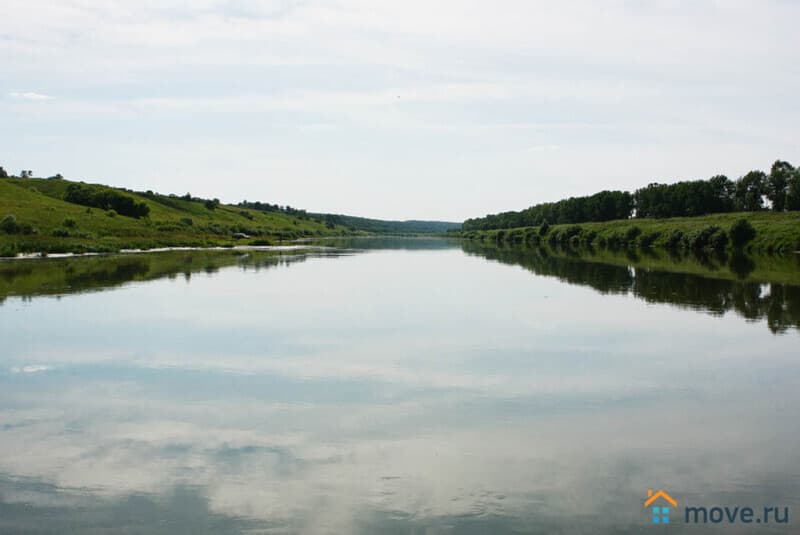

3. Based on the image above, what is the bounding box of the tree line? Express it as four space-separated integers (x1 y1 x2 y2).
64 183 151 218
463 160 800 231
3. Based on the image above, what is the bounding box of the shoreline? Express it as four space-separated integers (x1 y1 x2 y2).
458 212 800 255
0 243 338 261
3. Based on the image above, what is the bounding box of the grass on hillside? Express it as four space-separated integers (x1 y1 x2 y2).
461 211 800 254
0 177 351 256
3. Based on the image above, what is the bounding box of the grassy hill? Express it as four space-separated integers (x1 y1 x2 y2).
0 177 352 256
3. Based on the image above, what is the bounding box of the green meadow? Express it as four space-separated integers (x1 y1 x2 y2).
0 177 350 256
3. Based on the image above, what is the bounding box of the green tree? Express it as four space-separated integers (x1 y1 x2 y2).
734 171 766 211
786 168 800 211
64 183 150 218
767 160 793 212
730 219 756 248
0 166 8 178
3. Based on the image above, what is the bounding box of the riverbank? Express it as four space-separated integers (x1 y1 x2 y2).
459 212 800 254
0 177 353 257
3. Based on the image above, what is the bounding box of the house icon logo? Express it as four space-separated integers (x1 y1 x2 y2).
645 489 678 524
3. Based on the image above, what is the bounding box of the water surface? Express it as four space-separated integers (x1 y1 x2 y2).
1 239 798 533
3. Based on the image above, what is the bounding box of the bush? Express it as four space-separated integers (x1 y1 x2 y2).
524 227 541 245
180 217 194 226
63 218 77 228
606 232 623 249
507 228 525 244
729 219 756 248
564 225 583 240
1 214 19 234
538 221 550 236
639 231 661 248
710 230 729 250
106 210 117 217
0 215 35 235
0 243 17 257
18 223 37 235
624 226 642 243
239 210 254 220
204 223 229 235
665 229 684 249
52 229 70 237
548 225 583 246
205 198 220 210
685 226 724 250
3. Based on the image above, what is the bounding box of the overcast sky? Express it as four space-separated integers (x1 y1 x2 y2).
2 1 799 221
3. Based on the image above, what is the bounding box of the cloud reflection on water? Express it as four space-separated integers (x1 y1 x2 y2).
1 243 799 533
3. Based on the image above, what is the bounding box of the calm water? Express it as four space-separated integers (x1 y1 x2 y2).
1 239 799 534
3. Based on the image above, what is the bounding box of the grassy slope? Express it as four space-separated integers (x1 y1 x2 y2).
0 178 349 254
461 211 800 254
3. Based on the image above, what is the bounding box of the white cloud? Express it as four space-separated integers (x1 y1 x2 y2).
526 144 561 153
8 92 54 100
1 1 799 219
10 365 51 374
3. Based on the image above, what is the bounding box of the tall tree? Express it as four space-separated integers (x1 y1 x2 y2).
734 171 766 212
786 168 800 211
767 160 794 212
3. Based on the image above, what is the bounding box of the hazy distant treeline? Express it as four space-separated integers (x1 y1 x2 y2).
463 160 800 231
238 200 460 234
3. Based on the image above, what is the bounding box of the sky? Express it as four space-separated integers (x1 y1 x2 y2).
2 1 799 221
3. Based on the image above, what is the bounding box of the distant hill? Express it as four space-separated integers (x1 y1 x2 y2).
235 201 460 234
0 176 349 255
0 174 457 256
309 213 461 234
